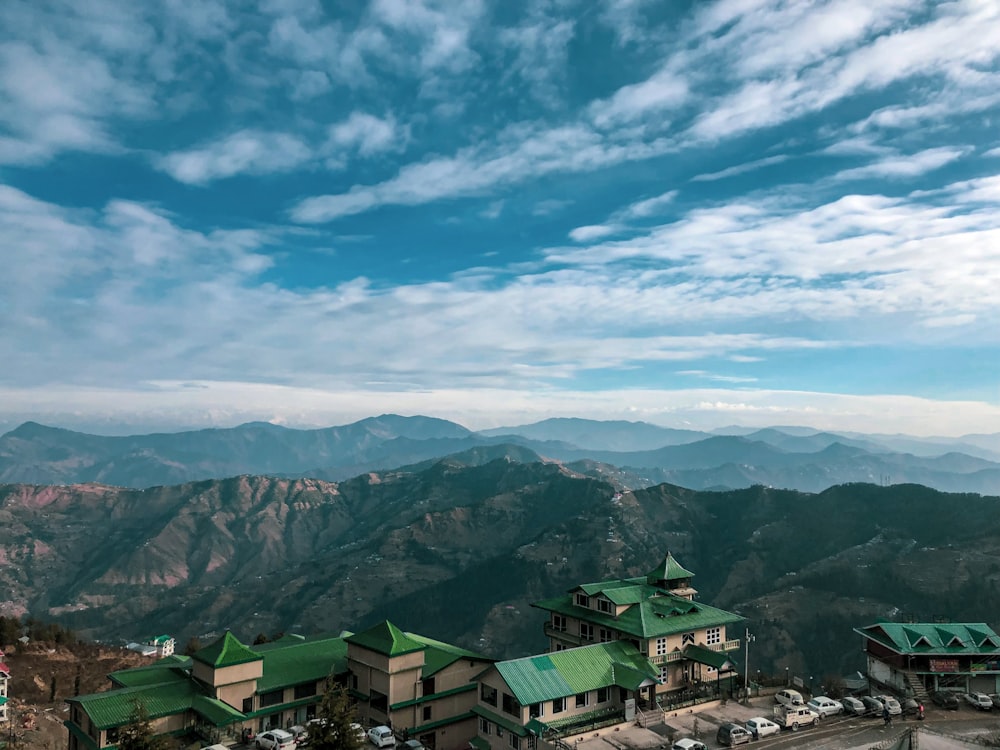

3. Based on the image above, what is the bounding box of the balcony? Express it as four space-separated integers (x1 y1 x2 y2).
544 624 591 647
649 652 685 665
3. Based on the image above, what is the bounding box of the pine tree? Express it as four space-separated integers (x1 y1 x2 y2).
116 700 167 750
309 683 364 750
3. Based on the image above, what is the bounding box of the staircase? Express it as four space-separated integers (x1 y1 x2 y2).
904 671 930 702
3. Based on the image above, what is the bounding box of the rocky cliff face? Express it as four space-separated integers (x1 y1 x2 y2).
2 462 999 680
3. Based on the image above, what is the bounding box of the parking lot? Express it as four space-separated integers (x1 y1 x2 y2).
573 696 1000 750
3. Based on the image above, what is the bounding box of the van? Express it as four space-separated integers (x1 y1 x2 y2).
716 723 751 746
775 688 804 707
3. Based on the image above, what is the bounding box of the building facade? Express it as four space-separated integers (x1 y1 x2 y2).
0 652 9 724
532 552 743 703
471 641 660 750
856 621 1000 698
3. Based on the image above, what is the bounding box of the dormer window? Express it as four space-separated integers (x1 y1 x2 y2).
575 593 590 607
597 598 613 614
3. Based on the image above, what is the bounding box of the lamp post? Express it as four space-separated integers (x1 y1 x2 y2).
743 628 755 704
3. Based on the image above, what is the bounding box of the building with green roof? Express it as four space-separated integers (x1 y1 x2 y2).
855 621 1000 697
346 620 494 750
67 622 493 750
472 641 661 749
66 630 348 750
532 552 743 701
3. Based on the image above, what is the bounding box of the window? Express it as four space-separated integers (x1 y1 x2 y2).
481 684 498 706
552 614 567 632
655 637 668 655
422 677 436 696
502 693 521 717
596 688 610 704
580 623 594 641
597 598 613 614
552 697 565 714
575 593 590 607
705 627 721 646
527 736 537 750
259 689 283 708
529 703 544 719
658 665 669 683
242 697 254 714
370 690 388 714
599 628 613 643
575 693 589 709
554 643 565 652
294 682 317 699
479 718 491 735
508 735 520 750
423 706 432 721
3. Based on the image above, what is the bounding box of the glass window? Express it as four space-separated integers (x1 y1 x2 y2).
655 637 668 655
508 735 519 750
705 627 721 645
480 718 491 735
481 684 498 706
575 693 588 709
502 693 521 717
552 614 566 632
597 599 612 613
552 697 565 714
575 593 589 607
597 687 610 704
580 623 594 641
599 629 613 643
529 703 544 719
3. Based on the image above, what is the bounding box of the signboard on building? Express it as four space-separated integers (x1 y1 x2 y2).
929 659 960 673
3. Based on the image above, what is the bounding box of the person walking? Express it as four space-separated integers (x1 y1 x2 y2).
882 705 891 727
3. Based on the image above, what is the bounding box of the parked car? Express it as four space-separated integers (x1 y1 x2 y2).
670 739 707 750
288 725 309 746
744 717 780 739
775 688 805 707
875 695 902 715
772 705 820 730
402 741 425 750
931 691 960 710
367 726 395 749
807 696 844 717
841 696 866 716
257 730 296 750
966 692 993 710
351 724 366 743
716 722 751 746
861 695 884 715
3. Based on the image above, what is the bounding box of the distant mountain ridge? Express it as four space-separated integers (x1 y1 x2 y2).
3 415 1000 494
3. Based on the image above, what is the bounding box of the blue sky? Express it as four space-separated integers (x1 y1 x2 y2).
2 0 1000 436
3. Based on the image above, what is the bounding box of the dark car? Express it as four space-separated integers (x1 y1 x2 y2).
931 691 960 710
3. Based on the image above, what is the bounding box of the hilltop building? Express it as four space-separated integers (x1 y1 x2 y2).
856 621 1000 699
66 622 492 750
532 552 743 703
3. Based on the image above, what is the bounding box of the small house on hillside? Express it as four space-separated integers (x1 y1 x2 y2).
0 658 10 723
856 621 1000 697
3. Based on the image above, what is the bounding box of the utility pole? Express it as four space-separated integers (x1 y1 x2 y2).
744 628 755 704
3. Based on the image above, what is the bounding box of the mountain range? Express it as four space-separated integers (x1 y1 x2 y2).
2 445 999 681
3 415 1000 494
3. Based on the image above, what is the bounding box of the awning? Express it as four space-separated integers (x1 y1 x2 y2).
683 645 736 671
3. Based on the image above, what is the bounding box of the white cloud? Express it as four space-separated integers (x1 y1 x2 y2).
691 155 788 182
327 112 408 157
833 146 968 181
569 225 617 242
589 68 688 128
158 130 313 184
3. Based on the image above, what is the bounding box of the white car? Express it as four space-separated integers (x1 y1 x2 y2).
875 695 902 715
671 740 707 750
966 692 993 710
807 696 844 717
257 730 296 750
367 726 395 748
744 717 780 739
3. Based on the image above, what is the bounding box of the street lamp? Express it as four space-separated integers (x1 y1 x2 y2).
743 628 755 704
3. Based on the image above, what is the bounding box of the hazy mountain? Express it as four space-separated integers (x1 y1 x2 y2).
479 418 708 451
3 459 1000 681
5 416 1000 495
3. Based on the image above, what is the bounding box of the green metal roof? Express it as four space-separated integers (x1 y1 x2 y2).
192 631 262 668
533 586 742 640
346 621 424 656
645 552 694 585
254 634 348 692
192 695 246 726
683 645 734 670
471 706 529 737
493 641 658 706
409 710 476 734
406 632 492 677
469 736 490 750
71 681 202 730
109 661 191 688
855 622 1000 655
391 684 476 710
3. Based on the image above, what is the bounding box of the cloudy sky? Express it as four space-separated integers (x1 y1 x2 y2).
2 0 1000 436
